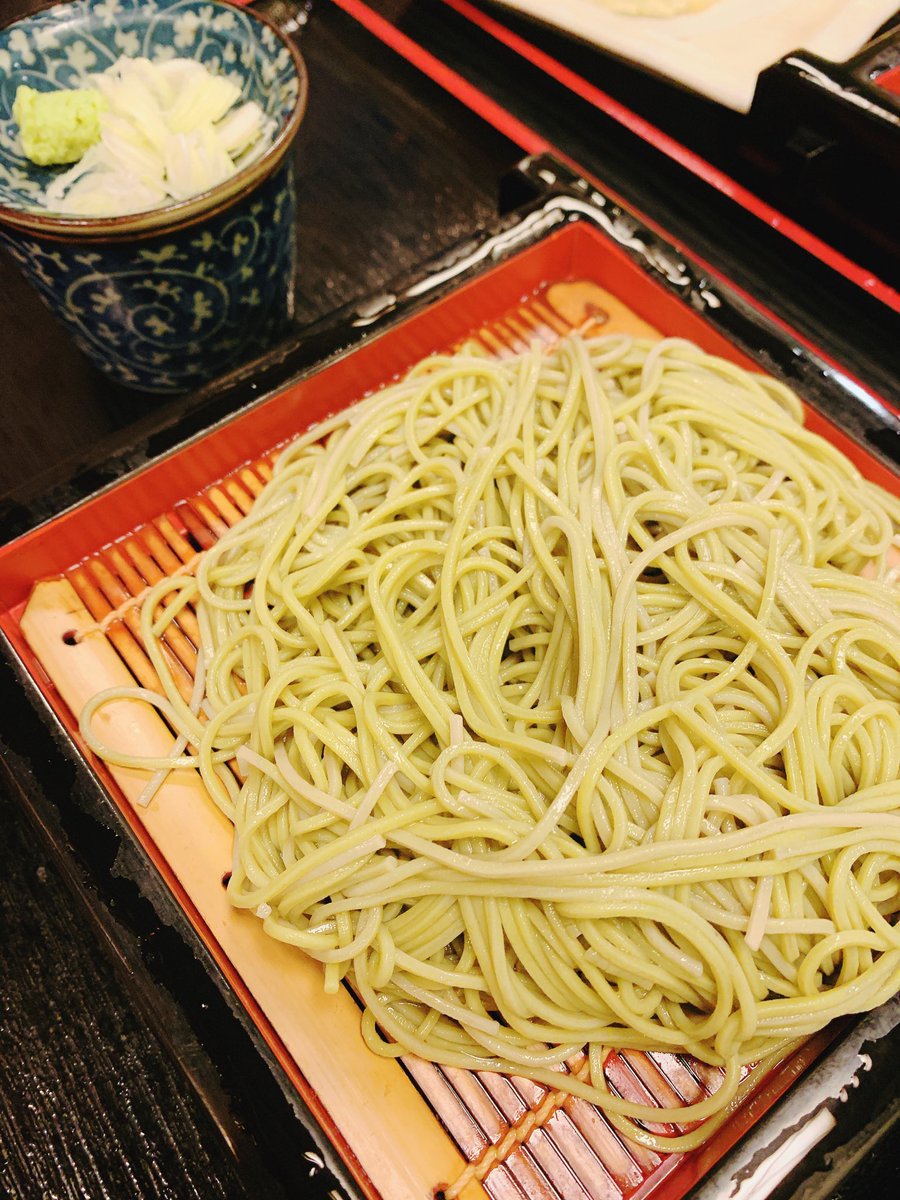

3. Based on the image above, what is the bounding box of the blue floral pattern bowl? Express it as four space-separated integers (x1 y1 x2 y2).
0 0 308 393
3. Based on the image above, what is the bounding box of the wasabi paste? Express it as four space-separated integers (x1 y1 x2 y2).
13 85 106 167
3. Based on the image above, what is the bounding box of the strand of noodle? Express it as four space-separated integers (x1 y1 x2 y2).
136 647 207 808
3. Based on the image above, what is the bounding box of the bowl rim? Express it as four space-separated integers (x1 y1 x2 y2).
0 0 309 239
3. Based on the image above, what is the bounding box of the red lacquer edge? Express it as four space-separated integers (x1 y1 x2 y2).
438 0 900 314
877 64 900 94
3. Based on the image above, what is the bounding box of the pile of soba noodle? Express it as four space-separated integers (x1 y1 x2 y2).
83 334 900 1150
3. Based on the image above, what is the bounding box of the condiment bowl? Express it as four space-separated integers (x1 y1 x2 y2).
0 0 308 392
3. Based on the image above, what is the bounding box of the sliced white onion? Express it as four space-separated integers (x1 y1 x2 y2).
215 101 267 156
44 54 273 217
164 126 235 201
166 70 241 134
99 113 165 182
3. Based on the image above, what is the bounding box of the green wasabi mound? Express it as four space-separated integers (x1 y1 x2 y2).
13 84 107 167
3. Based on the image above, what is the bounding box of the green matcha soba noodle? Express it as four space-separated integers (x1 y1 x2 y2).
82 334 900 1151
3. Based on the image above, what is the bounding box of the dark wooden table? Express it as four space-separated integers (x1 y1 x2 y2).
1 3 898 1198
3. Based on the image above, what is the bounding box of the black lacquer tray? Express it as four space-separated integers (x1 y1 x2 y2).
1 156 898 1200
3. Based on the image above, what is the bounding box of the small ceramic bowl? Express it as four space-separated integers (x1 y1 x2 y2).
0 0 308 393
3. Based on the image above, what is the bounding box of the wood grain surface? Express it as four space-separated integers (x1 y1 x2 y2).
0 754 282 1200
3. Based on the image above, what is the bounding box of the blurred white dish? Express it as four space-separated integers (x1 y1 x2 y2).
489 0 899 110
